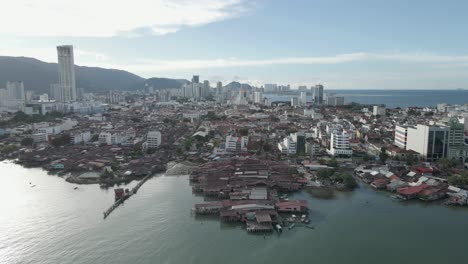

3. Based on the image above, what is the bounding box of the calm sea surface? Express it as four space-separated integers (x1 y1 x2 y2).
2 161 468 264
265 89 468 108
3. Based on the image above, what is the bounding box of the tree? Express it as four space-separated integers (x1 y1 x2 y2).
317 168 336 180
407 109 420 116
184 138 193 151
337 173 358 189
438 158 458 171
362 154 371 162
448 172 468 187
176 148 183 156
21 138 34 146
100 169 115 179
205 94 215 101
239 128 249 137
196 141 203 149
90 134 99 142
0 144 18 154
51 134 71 147
379 147 389 163
405 154 416 165
288 167 299 176
327 158 338 168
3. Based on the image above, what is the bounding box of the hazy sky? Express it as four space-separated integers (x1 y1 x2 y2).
1 0 468 89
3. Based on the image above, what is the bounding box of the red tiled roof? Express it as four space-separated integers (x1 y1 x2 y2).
276 200 308 208
398 183 428 196
416 167 433 173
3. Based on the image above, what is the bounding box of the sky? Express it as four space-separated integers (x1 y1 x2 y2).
1 0 468 89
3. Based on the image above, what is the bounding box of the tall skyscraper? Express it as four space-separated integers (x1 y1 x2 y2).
6 81 25 101
57 45 76 102
300 91 307 105
313 84 324 104
50 83 62 101
216 81 223 94
192 75 200 84
183 83 193 98
203 80 210 98
0 88 8 107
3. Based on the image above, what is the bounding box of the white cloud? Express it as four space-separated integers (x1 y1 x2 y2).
0 0 250 37
98 52 468 74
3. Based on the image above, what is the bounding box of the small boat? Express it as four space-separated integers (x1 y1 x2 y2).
30 185 36 188
74 187 78 190
304 219 310 224
275 224 282 233
305 225 315 229
288 223 295 230
391 195 406 201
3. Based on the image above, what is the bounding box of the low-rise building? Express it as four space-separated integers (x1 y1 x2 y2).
278 136 297 154
70 131 91 144
373 105 386 116
225 135 249 152
143 130 162 149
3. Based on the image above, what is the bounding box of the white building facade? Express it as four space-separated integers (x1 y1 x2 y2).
328 131 353 156
57 45 77 102
406 124 449 162
145 131 162 149
394 125 409 149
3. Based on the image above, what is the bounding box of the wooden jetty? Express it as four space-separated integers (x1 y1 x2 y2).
103 174 152 219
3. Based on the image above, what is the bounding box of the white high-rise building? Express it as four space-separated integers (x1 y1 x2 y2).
373 105 386 116
291 97 299 107
6 81 25 101
327 96 345 106
445 118 468 162
406 124 449 161
300 91 307 105
145 131 162 149
57 45 76 102
203 80 210 98
225 136 249 152
50 83 62 101
328 131 353 156
278 136 297 154
194 83 203 99
183 83 193 98
216 81 223 94
394 125 409 149
254 91 264 104
0 88 8 107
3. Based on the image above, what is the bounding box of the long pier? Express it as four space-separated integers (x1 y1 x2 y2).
103 174 152 219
